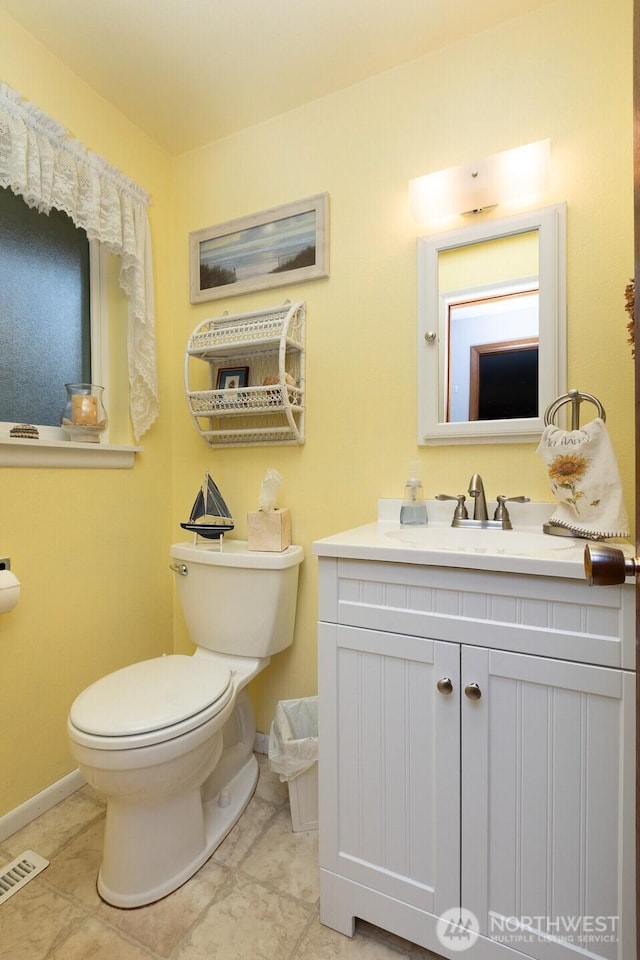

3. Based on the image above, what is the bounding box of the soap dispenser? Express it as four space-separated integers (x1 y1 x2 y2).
400 461 428 525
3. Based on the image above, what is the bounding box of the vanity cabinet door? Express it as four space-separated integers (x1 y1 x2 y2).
461 646 635 960
318 623 460 924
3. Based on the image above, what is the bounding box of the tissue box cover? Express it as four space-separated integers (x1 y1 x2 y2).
247 508 291 551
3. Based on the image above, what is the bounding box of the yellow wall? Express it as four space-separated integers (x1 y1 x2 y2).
171 0 634 732
0 0 634 816
439 232 539 292
0 10 175 815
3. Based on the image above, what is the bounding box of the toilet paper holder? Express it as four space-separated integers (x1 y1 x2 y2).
0 559 20 613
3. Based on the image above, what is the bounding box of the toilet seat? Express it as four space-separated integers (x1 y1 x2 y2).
68 655 233 750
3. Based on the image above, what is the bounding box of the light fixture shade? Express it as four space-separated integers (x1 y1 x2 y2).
409 139 550 225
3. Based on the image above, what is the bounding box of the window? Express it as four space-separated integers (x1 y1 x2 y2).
0 186 105 432
0 84 158 449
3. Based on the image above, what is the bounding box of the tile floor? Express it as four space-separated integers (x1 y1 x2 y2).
0 755 442 960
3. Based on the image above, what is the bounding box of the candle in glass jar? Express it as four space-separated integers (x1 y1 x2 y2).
72 394 98 425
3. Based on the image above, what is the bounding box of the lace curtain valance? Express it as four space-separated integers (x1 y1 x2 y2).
0 83 158 441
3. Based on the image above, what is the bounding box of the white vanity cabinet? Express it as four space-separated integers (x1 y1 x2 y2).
315 550 635 960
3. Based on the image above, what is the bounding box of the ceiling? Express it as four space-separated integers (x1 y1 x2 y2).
0 0 552 155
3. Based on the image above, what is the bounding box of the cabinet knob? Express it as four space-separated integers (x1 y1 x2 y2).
464 682 482 701
436 677 453 695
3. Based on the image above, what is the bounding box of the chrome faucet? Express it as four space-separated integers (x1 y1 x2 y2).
468 474 488 521
436 476 530 529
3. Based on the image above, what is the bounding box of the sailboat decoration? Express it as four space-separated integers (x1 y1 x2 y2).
180 472 235 540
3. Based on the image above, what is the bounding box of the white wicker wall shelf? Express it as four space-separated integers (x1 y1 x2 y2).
185 301 305 447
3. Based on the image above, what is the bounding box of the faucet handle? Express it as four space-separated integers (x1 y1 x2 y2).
436 493 469 521
494 495 531 523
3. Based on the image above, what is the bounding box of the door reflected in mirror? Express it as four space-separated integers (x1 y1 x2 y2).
469 333 538 420
418 204 566 444
447 287 539 421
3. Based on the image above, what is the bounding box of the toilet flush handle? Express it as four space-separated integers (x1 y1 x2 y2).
169 562 188 576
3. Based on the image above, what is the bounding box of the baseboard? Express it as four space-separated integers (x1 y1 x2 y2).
1 737 271 843
0 769 85 842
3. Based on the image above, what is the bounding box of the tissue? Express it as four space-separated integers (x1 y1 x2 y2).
0 569 20 613
248 468 291 551
258 468 282 513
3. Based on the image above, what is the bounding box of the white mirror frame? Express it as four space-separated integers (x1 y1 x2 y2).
417 203 566 444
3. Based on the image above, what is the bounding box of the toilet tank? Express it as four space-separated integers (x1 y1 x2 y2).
170 540 303 658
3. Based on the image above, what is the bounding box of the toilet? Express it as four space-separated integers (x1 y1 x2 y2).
67 539 303 908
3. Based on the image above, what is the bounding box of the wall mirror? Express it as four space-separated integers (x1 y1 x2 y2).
417 203 566 444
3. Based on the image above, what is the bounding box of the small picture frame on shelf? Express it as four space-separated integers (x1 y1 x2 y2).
216 366 249 390
216 366 249 403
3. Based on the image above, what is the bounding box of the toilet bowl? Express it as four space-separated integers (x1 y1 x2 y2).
67 540 303 908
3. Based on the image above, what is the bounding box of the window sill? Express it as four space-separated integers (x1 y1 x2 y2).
0 438 142 468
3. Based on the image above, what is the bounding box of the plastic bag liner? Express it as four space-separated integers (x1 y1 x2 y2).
268 697 318 782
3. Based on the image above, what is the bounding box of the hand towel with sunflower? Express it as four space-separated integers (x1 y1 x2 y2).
536 418 629 539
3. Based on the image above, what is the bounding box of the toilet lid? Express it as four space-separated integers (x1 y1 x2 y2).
69 655 232 737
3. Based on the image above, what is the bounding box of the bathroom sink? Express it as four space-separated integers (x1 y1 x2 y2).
384 525 579 557
313 501 635 579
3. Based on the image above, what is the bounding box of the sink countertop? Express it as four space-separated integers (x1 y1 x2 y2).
313 500 635 580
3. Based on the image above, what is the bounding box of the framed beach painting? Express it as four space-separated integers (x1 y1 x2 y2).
190 193 329 303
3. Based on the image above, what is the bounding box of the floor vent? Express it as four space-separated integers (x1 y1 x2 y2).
0 851 49 905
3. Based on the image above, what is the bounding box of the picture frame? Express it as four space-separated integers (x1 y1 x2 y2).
190 193 329 303
216 366 249 391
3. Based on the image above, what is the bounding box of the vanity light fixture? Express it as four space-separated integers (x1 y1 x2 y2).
409 139 550 225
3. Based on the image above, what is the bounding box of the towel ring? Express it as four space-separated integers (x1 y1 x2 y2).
542 389 607 540
543 389 606 430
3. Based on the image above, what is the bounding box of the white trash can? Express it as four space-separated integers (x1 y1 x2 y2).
268 697 318 831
